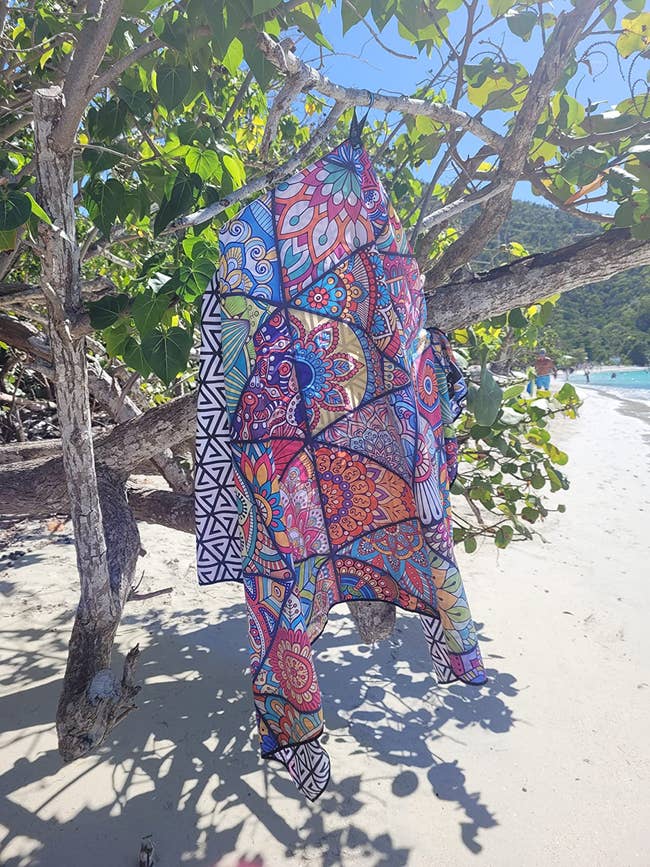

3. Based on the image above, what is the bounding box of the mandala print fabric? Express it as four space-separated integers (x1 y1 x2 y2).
195 139 486 801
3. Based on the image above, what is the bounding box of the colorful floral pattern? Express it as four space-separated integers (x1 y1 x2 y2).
202 138 485 801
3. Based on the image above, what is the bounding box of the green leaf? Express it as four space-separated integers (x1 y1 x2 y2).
599 1 616 30
84 178 125 237
104 319 131 357
179 257 215 299
489 0 515 16
240 30 275 89
141 325 193 382
82 142 127 174
494 525 514 548
154 172 202 236
89 98 128 141
521 507 539 524
506 9 537 40
156 63 192 111
467 366 503 427
185 147 222 181
371 0 397 30
221 37 244 75
503 384 525 403
86 293 130 329
132 289 173 336
631 218 650 240
252 0 279 13
222 153 246 190
0 191 31 231
288 10 334 50
0 229 17 251
560 146 609 186
508 307 528 329
463 535 477 554
623 0 645 9
123 335 152 375
25 192 51 224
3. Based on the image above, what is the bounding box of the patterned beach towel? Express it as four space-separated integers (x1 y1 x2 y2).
195 133 485 800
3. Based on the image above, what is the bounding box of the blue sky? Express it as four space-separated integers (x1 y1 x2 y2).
293 2 639 210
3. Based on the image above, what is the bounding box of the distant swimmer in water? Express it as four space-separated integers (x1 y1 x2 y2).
611 372 617 379
585 370 590 383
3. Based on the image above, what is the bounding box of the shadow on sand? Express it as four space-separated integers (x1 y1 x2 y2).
0 571 518 867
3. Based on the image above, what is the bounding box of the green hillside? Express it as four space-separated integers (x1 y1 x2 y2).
467 201 650 365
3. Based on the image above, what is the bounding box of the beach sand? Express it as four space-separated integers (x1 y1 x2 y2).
1 387 648 867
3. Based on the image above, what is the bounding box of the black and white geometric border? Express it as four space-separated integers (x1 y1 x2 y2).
195 275 243 584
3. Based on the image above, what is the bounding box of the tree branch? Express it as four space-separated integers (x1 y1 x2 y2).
0 392 195 517
426 228 650 331
87 35 164 99
54 0 125 149
168 100 346 232
257 32 504 152
423 0 602 287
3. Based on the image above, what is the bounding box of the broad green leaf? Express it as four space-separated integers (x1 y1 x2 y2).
132 289 173 335
521 507 539 524
561 145 609 185
494 525 514 548
141 325 193 382
185 147 222 181
252 0 279 13
467 366 503 427
342 0 371 34
156 63 192 111
82 142 127 174
371 0 397 31
463 535 477 554
503 382 525 401
288 10 334 50
0 229 17 251
508 307 528 328
489 0 514 16
86 293 130 330
599 1 616 30
179 257 215 299
617 13 650 58
104 319 131 357
154 172 202 236
506 9 537 40
222 153 246 190
123 335 152 376
0 191 31 231
240 30 275 89
25 192 51 224
89 98 128 141
84 178 125 237
222 37 244 75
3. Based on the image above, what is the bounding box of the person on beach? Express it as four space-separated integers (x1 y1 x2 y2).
527 348 557 394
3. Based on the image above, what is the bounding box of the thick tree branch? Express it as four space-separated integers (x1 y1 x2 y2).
0 276 116 308
87 36 163 99
54 0 124 149
258 33 504 152
426 228 650 332
424 0 601 286
0 392 195 517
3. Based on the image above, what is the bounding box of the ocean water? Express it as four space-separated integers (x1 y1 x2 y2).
568 367 650 401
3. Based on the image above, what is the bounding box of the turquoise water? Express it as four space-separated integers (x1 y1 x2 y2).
568 367 650 399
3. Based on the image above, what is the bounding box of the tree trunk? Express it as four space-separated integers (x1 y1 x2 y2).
347 602 396 643
34 85 140 759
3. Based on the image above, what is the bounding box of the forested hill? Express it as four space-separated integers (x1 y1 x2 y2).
468 200 650 365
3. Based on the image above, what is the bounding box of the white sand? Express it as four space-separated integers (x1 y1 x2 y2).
1 387 648 867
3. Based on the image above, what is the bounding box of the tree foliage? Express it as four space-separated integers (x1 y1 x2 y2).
1 0 649 551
